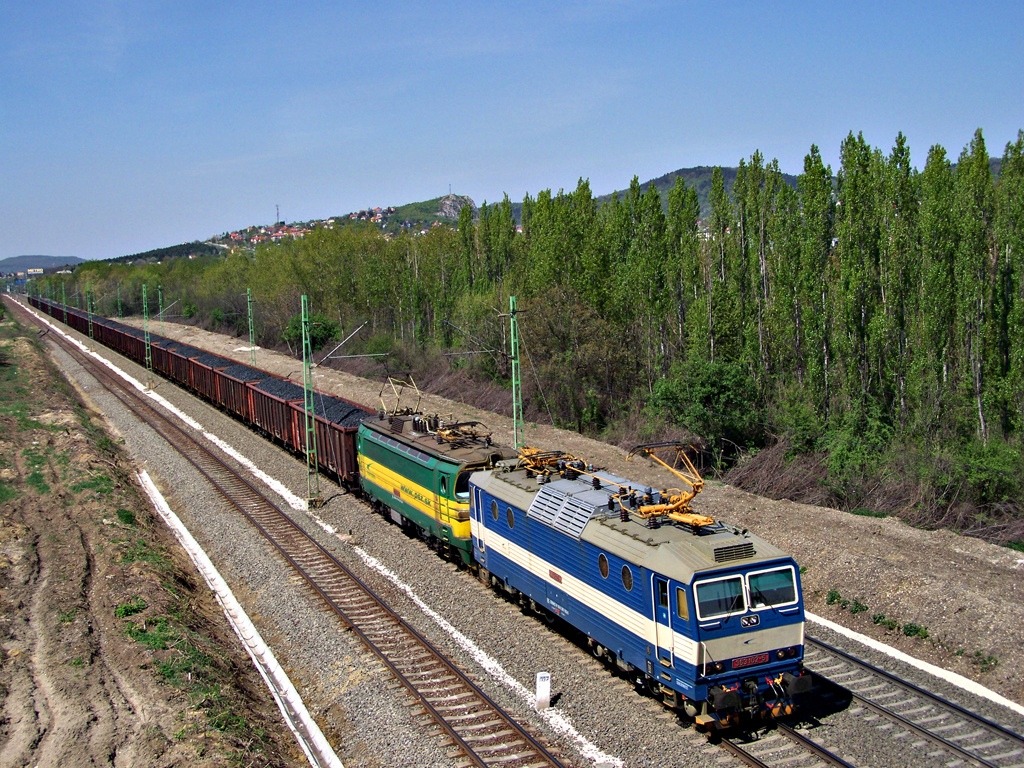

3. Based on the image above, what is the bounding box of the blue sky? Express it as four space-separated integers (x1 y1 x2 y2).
2 1 1022 261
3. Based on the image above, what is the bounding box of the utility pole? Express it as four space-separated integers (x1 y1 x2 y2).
301 295 322 508
142 284 153 375
87 282 94 340
510 295 523 451
247 288 256 366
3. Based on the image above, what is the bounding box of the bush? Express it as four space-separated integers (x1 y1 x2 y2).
902 622 928 638
651 357 764 459
282 312 340 351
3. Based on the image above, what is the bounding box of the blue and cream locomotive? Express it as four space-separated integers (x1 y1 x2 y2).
468 443 811 728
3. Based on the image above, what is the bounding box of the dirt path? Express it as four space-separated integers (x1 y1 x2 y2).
0 302 306 767
125 318 1024 710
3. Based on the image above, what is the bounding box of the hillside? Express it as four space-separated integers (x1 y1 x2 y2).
0 255 84 273
504 165 796 223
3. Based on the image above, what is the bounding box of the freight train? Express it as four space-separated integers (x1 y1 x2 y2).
23 295 811 728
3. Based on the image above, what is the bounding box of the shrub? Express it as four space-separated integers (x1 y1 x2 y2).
651 357 764 460
902 622 929 638
115 599 147 618
282 312 340 351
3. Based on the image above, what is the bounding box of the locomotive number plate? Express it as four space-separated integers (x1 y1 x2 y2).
732 652 769 669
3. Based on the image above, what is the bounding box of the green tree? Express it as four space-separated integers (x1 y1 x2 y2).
953 129 996 442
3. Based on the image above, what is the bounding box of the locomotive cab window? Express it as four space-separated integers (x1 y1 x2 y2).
490 500 499 521
657 579 669 608
676 587 689 621
598 553 609 579
748 566 797 609
695 575 745 620
506 507 515 529
454 472 471 500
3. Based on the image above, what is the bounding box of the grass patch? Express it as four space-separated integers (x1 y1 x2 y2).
0 481 17 504
115 598 147 618
849 508 888 519
969 651 998 672
59 608 78 623
125 615 257 738
1005 540 1024 553
26 470 50 494
71 473 114 496
115 507 136 526
69 657 84 668
121 538 166 566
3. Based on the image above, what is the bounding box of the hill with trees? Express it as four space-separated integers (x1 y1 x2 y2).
34 129 1024 552
0 255 84 272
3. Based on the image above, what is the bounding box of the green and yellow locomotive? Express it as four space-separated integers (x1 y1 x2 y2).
357 411 514 564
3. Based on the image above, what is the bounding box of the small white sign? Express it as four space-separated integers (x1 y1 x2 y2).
536 671 551 710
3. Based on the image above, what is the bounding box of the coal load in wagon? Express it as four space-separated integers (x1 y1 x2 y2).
194 351 231 368
221 363 266 383
316 397 371 428
163 342 202 359
254 377 306 402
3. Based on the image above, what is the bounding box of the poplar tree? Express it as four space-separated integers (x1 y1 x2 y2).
913 145 958 433
797 145 835 416
995 131 1024 431
666 175 701 352
953 129 995 442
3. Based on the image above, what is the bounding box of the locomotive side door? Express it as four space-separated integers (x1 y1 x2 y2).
653 575 673 668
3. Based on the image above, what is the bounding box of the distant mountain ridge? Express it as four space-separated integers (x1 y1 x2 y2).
0 254 84 272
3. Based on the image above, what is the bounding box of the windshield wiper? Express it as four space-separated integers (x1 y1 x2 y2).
751 584 779 613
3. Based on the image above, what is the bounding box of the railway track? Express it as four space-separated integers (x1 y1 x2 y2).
33 308 569 768
804 637 1024 768
720 723 855 767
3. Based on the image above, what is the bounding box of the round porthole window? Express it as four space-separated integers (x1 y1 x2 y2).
598 553 609 579
506 507 515 529
490 500 499 521
621 565 633 592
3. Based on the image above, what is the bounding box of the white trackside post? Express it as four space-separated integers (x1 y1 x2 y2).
536 671 551 710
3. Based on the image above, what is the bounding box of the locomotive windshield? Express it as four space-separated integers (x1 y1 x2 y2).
748 566 797 609
695 575 745 619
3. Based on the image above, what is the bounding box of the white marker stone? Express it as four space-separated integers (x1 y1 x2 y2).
536 671 551 710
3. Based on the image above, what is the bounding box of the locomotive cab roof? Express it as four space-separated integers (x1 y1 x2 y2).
361 412 515 467
473 465 790 584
